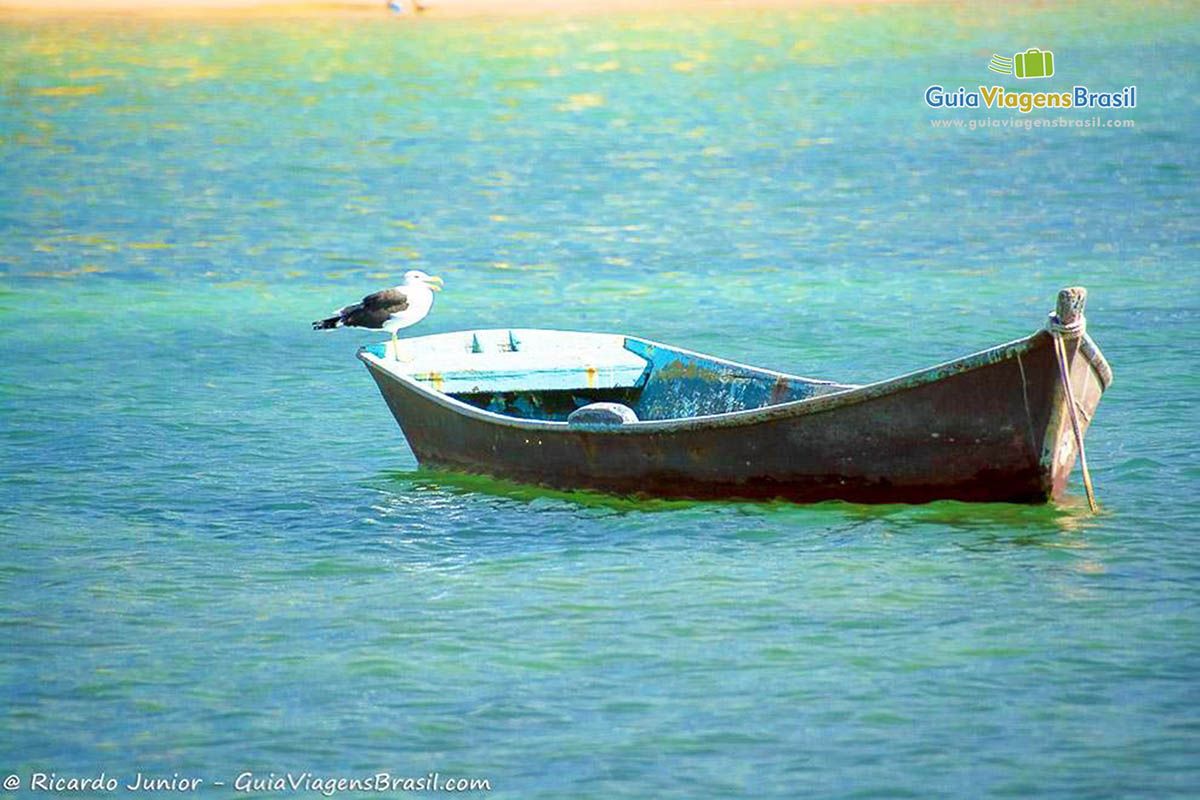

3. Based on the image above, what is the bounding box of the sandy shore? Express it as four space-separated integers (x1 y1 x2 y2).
0 0 912 20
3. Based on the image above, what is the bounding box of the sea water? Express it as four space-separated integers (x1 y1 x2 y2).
1 3 1198 797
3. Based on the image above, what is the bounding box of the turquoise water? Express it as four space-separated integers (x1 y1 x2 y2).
2 3 1198 797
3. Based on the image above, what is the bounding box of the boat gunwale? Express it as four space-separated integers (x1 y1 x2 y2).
358 326 1103 434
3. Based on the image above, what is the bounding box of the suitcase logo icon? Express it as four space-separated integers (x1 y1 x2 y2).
988 48 1055 79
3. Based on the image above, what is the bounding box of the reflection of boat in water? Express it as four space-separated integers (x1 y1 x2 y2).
357 287 1111 505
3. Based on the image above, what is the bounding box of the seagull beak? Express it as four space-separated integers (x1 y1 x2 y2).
426 275 444 291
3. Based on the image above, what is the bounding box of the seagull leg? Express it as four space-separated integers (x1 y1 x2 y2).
390 332 415 363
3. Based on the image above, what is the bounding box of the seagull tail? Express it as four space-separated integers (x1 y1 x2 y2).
312 315 343 330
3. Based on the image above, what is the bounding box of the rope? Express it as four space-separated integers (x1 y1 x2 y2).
1046 313 1087 336
1051 329 1098 512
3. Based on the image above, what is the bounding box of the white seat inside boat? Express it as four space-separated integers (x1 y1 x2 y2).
379 329 650 394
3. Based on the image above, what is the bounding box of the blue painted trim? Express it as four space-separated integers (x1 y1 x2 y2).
623 339 852 420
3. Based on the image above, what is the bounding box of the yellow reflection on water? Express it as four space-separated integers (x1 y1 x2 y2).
32 84 103 96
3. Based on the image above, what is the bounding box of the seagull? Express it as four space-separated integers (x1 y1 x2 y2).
312 270 443 360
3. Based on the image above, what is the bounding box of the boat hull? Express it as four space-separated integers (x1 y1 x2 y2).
360 328 1109 505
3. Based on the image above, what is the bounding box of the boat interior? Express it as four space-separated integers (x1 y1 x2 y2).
363 329 855 423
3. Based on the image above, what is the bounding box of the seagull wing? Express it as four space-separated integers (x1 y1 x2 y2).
313 287 414 331
336 288 410 329
360 287 410 312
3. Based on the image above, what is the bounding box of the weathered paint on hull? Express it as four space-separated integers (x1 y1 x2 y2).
361 329 1107 504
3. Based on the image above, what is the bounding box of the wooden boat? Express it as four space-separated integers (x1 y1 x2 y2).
357 287 1111 504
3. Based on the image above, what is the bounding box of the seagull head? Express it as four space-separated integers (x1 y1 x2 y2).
403 269 444 292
